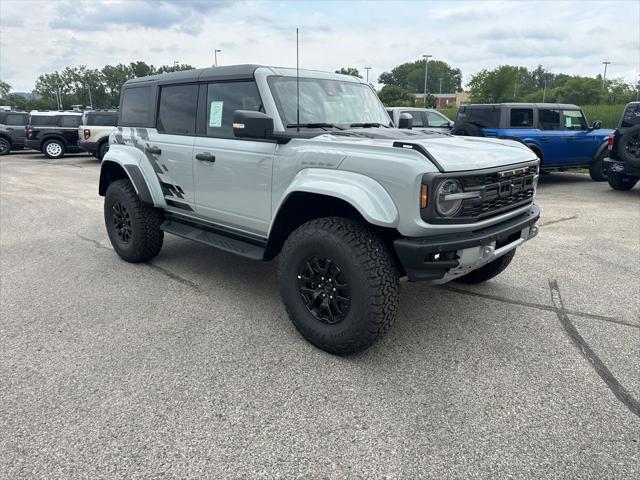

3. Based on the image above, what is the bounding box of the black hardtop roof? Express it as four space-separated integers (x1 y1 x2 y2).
123 64 263 87
462 102 581 110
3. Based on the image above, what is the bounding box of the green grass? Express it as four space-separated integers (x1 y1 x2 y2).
436 104 625 129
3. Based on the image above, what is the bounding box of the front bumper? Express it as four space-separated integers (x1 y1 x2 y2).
604 158 640 177
394 204 540 282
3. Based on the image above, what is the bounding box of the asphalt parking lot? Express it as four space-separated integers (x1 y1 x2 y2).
1 151 639 479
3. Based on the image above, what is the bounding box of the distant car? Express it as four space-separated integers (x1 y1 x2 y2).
386 107 453 133
25 111 83 159
451 103 613 181
78 110 118 161
604 101 640 190
0 110 29 155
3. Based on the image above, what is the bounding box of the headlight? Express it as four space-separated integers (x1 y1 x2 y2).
435 179 464 217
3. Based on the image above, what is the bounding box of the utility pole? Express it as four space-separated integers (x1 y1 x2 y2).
364 67 372 84
173 60 180 71
214 49 222 67
602 61 611 89
422 54 432 106
513 71 518 100
542 78 547 102
439 78 443 94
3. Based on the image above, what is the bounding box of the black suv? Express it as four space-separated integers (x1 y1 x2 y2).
605 101 640 191
0 111 29 155
26 112 83 159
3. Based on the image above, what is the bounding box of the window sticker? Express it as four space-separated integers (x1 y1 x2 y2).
209 101 223 127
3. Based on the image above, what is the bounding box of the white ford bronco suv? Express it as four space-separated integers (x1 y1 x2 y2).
78 110 118 161
100 65 540 355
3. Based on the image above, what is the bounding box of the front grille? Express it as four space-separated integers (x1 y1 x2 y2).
460 188 534 218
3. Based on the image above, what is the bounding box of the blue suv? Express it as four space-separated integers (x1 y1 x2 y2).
452 103 613 181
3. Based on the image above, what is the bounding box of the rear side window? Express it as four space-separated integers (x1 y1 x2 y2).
621 103 640 128
538 109 561 130
402 111 424 127
87 113 118 126
464 108 500 128
205 81 263 138
509 108 533 128
157 84 198 135
29 115 58 126
60 115 82 127
5 114 28 126
120 86 152 125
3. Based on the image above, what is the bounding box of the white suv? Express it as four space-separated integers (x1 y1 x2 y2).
78 110 118 160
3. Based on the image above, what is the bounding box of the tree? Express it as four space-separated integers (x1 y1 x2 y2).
0 80 11 99
468 65 532 103
377 85 414 107
378 59 462 93
553 77 604 105
335 67 362 78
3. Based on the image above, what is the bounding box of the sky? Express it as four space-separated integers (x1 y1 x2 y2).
0 0 639 92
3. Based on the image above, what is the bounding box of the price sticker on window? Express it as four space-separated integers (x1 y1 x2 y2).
209 101 223 127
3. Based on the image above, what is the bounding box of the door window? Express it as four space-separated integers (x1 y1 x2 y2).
538 109 561 130
425 111 450 127
60 115 81 127
5 114 27 126
205 82 263 138
157 84 198 135
562 110 588 130
402 111 424 127
509 108 534 128
120 86 152 125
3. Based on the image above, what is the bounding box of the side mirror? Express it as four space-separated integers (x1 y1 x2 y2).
398 113 413 129
233 110 274 139
592 120 602 130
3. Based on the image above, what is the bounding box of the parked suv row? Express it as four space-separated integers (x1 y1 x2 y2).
451 103 612 181
0 110 29 155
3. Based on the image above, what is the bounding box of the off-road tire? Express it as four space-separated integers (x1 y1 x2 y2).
588 149 608 182
619 125 640 163
451 122 484 137
456 249 516 284
0 137 11 155
98 141 109 161
278 217 400 355
104 179 164 262
42 139 65 159
607 173 638 191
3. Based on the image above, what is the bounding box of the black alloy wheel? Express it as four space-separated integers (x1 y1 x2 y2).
297 255 351 325
111 200 132 244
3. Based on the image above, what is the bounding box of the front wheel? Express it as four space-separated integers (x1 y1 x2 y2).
608 173 638 191
278 217 399 355
104 179 164 262
43 139 65 159
456 249 516 284
0 137 11 155
589 150 608 182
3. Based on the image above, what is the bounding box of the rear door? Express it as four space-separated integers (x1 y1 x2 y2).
59 115 82 146
192 80 275 235
535 108 566 166
5 113 28 145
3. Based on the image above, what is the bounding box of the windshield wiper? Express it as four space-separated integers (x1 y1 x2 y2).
286 123 344 130
349 122 390 128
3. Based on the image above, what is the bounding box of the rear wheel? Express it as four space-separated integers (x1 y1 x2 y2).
608 173 638 191
97 141 109 161
0 137 10 155
456 250 516 284
589 149 608 181
43 139 65 159
278 217 399 355
104 179 164 262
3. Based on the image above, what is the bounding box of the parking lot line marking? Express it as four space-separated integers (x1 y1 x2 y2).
441 285 639 329
549 279 640 419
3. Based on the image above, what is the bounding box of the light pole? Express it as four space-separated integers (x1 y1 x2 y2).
173 60 180 70
602 61 611 89
364 67 372 84
422 54 432 106
214 49 222 67
86 82 92 108
439 78 443 94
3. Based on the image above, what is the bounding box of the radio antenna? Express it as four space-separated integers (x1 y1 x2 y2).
296 27 300 133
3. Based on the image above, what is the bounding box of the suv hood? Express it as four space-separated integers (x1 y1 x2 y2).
317 129 538 172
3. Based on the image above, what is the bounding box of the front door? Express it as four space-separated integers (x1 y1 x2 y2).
193 80 275 236
561 109 596 165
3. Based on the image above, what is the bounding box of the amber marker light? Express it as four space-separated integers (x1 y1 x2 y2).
420 184 428 208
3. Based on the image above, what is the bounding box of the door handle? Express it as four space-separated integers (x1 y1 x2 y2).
145 145 162 155
195 152 215 162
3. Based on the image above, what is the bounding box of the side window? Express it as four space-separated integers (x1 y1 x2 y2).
425 111 450 127
121 86 152 125
60 115 81 127
89 114 118 126
538 109 561 130
402 111 424 127
467 108 500 128
205 81 263 138
562 110 587 130
157 84 198 135
509 108 534 128
6 114 27 126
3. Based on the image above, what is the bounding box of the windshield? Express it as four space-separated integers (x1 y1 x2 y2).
268 76 391 127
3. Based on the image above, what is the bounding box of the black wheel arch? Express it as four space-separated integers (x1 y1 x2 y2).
0 134 12 147
99 161 153 205
42 135 67 147
592 140 609 162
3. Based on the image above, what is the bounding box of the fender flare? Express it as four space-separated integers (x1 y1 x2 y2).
592 140 609 162
99 159 153 205
273 169 399 231
40 134 67 147
0 133 12 147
